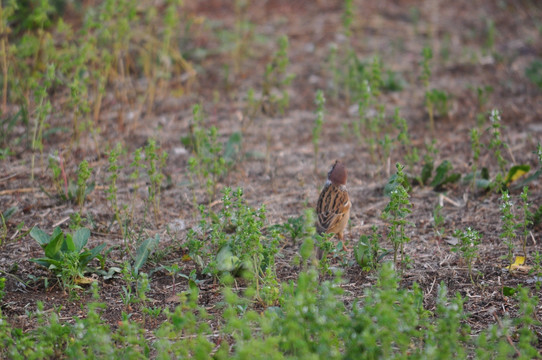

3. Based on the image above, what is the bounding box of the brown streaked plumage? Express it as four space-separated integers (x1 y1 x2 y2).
316 160 351 241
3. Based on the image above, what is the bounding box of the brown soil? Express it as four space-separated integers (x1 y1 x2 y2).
1 0 542 344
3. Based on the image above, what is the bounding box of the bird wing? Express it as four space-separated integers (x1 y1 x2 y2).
316 184 351 233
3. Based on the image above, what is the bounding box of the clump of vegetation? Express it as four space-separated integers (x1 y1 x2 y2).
29 227 106 292
185 104 241 204
452 227 481 283
261 35 295 115
383 163 412 271
144 139 168 223
354 225 386 271
47 156 95 208
186 187 280 305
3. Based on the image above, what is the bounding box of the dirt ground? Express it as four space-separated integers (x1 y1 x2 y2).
1 0 542 342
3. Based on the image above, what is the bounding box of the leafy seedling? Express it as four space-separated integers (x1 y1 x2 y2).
429 160 461 191
133 234 160 276
29 227 106 288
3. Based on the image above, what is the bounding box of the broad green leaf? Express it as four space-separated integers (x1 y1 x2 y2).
354 237 370 268
504 164 530 185
73 228 90 252
441 173 461 187
224 132 243 164
63 233 76 253
421 161 433 185
1 206 17 221
80 243 106 268
502 286 516 296
430 160 452 188
475 178 491 189
30 227 50 247
44 232 64 260
133 234 160 275
384 172 411 196
29 257 63 269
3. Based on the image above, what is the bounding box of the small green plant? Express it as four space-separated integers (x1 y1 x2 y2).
69 212 85 230
470 127 481 190
342 0 354 38
379 134 393 175
30 64 55 181
48 156 95 206
519 186 532 259
261 35 295 115
29 227 106 290
500 191 517 269
531 251 542 290
354 225 386 271
488 109 508 189
474 85 494 114
185 104 240 204
452 227 481 283
382 163 412 271
75 159 92 209
419 46 444 135
394 108 419 172
419 139 438 186
433 204 445 239
133 234 160 275
185 187 279 303
425 88 450 119
483 18 496 55
420 46 432 89
144 139 168 223
525 59 542 89
129 147 145 223
275 214 308 245
312 90 325 173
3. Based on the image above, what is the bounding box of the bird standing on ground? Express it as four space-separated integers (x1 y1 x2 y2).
316 160 351 242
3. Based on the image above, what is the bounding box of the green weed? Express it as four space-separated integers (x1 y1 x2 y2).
383 163 412 271
500 190 517 269
354 225 386 271
186 187 280 304
261 35 295 115
433 204 445 239
452 227 481 283
185 104 238 204
144 139 168 223
29 227 106 291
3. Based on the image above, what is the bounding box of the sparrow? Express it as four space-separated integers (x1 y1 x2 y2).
316 160 351 242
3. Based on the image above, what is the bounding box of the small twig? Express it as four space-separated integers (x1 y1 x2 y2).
0 173 17 183
506 144 516 164
0 187 39 195
426 276 437 297
493 313 521 358
52 217 70 228
0 269 37 290
441 194 461 207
